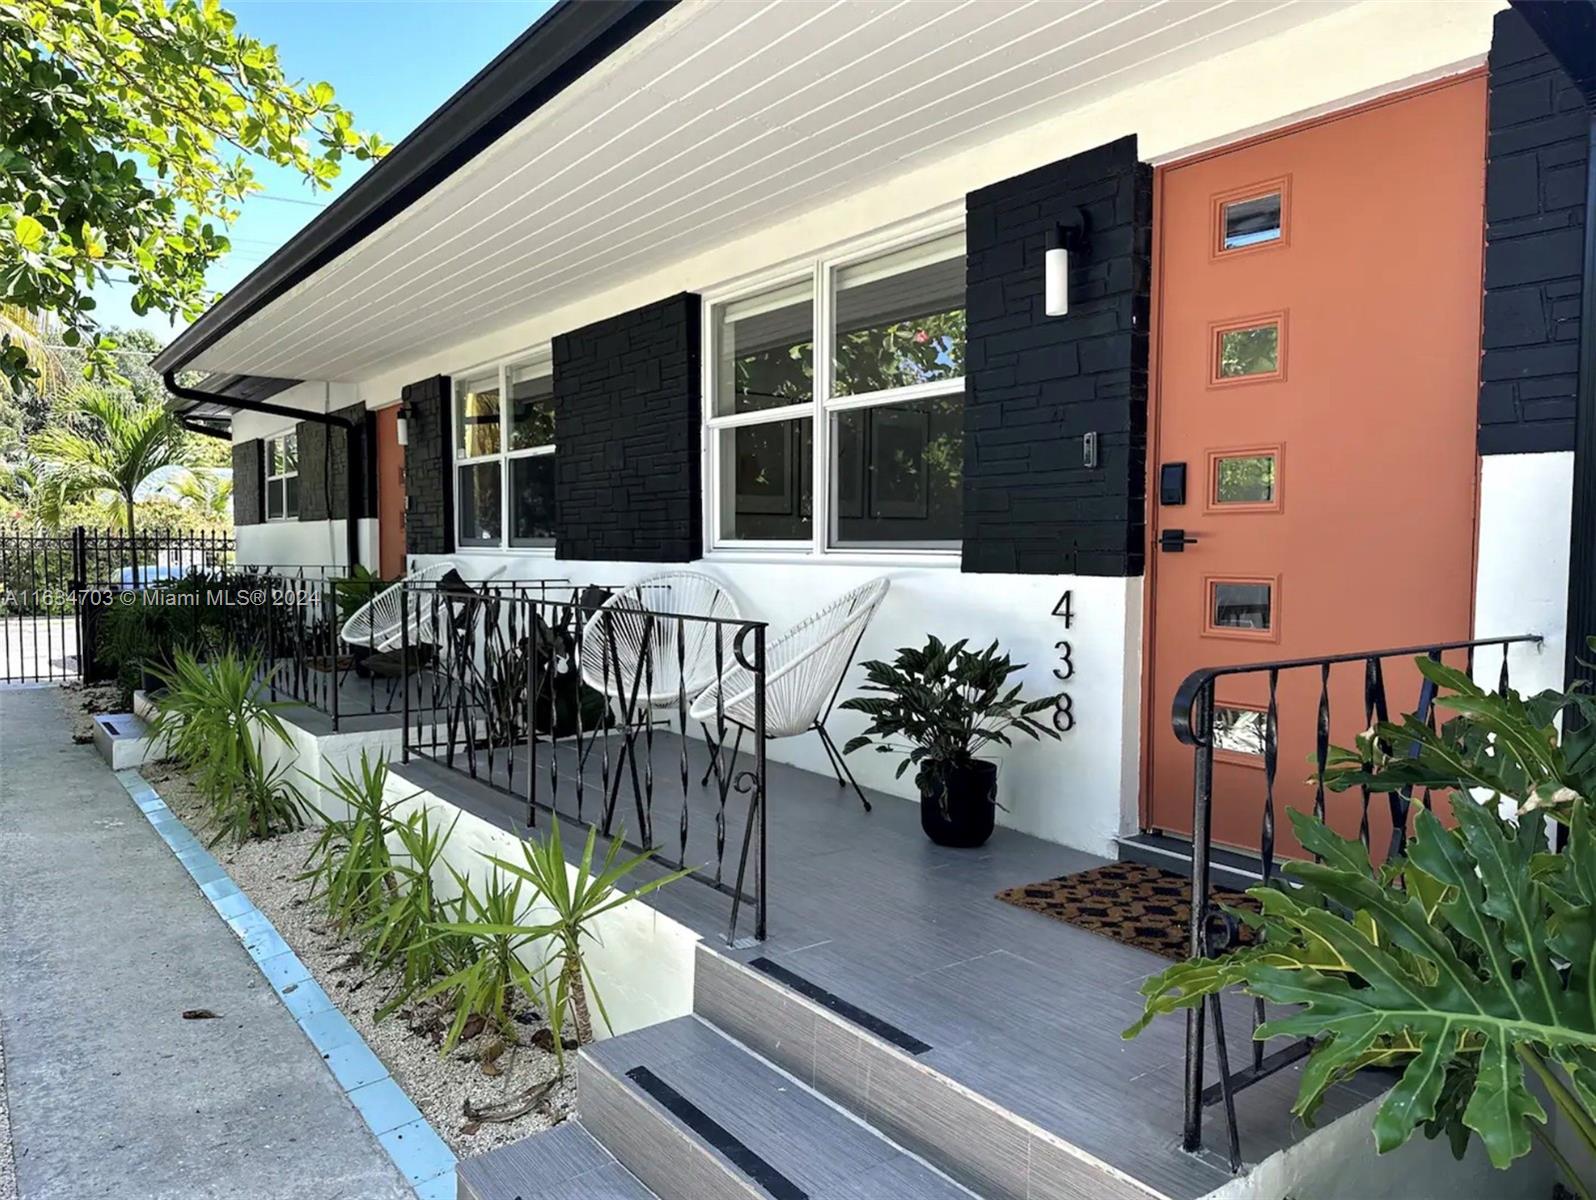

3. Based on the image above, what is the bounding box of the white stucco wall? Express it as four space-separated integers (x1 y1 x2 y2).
1208 1091 1555 1200
1474 451 1573 695
414 550 1141 857
230 381 377 572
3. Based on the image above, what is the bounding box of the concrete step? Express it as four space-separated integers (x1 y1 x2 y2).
693 944 1151 1200
90 712 165 769
580 1015 973 1200
456 1120 658 1200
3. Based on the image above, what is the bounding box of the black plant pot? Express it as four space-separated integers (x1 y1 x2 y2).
918 759 997 848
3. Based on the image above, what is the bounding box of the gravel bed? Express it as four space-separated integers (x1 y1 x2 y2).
138 760 576 1159
61 681 123 745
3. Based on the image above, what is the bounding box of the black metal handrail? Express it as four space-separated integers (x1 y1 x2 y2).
1173 632 1543 1170
396 580 770 945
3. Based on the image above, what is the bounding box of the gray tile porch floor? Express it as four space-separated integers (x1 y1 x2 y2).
392 728 1386 1200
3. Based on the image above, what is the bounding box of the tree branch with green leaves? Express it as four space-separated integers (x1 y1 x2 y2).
0 0 389 388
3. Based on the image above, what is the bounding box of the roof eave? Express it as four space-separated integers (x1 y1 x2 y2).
153 0 674 377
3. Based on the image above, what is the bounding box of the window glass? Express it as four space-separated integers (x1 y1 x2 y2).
1214 706 1266 756
1222 193 1282 250
510 456 555 547
1212 581 1272 631
1217 323 1280 379
266 434 298 519
456 461 502 545
832 394 962 547
455 373 501 458
834 234 965 397
1214 454 1276 504
714 281 813 417
508 364 554 450
718 421 813 541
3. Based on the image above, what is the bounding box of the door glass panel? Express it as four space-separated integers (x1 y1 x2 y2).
1222 193 1282 250
1214 706 1266 756
1214 454 1276 504
718 420 813 540
1211 581 1272 631
1216 323 1279 379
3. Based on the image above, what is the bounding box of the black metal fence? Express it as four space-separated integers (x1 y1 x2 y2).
0 527 234 684
397 580 771 945
1169 633 1542 1169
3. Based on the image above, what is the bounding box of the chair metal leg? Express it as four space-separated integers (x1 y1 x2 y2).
815 722 870 812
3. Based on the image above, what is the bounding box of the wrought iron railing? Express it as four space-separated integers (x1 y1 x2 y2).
1170 633 1543 1169
396 580 770 945
238 572 573 732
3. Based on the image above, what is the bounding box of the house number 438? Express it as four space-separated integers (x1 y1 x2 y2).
1051 591 1076 733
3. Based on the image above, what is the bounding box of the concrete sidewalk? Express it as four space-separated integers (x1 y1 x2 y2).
0 686 412 1200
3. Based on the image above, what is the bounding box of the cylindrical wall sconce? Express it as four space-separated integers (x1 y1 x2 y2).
395 402 410 447
1045 209 1089 318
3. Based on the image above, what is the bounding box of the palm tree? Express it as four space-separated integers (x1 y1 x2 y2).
33 389 193 568
174 469 233 522
0 306 65 399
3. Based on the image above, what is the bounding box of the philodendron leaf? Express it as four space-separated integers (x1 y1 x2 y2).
1464 1029 1545 1168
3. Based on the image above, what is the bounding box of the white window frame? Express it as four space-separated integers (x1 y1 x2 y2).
702 212 966 563
450 349 555 553
264 430 298 522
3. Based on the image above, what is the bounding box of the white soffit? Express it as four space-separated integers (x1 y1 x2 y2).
192 0 1354 383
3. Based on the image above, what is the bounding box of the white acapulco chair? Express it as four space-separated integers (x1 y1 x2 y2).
577 571 743 725
338 560 461 654
340 560 509 655
689 575 890 812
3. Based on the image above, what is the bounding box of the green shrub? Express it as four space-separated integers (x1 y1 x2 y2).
149 648 305 844
473 819 689 1052
364 804 472 1022
421 866 544 1053
301 751 402 934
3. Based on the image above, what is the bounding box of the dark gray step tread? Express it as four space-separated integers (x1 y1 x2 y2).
456 1120 659 1200
583 1016 973 1200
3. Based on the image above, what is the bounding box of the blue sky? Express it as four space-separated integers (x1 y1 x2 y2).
103 0 552 342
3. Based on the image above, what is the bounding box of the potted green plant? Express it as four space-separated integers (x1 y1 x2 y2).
840 636 1064 847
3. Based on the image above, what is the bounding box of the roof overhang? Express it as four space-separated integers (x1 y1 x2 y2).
165 0 1376 387
153 0 671 378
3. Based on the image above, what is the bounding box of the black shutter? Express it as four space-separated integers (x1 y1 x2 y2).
232 439 265 525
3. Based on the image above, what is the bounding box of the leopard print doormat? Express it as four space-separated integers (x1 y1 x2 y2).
995 861 1258 960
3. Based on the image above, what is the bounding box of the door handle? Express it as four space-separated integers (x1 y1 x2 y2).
1158 528 1198 553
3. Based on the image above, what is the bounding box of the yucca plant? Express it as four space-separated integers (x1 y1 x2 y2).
477 819 691 1046
364 804 472 1022
421 867 544 1053
150 649 306 844
301 752 402 934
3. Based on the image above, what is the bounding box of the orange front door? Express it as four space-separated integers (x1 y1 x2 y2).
1144 77 1485 856
375 405 407 578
